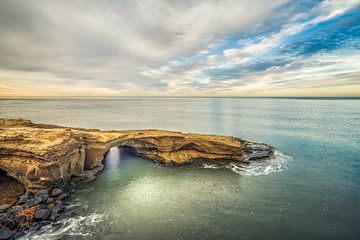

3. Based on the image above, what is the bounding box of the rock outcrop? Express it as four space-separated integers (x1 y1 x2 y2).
0 118 274 190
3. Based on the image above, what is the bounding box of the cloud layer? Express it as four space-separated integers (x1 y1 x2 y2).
0 0 359 96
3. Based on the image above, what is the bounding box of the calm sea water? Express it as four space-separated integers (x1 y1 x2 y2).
1 98 359 240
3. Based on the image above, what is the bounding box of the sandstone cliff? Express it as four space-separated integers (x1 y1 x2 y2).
0 118 274 190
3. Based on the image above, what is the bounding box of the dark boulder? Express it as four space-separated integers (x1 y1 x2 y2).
17 194 28 205
34 209 51 221
3 219 17 230
13 231 26 239
17 215 26 225
45 197 54 204
50 188 63 197
7 206 23 216
37 204 47 210
56 194 67 201
33 190 49 205
0 227 13 240
0 205 12 214
24 198 34 208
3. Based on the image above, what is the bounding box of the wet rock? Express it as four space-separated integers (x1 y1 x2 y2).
3 219 17 230
53 201 63 212
34 209 51 220
45 197 54 204
17 194 28 205
28 222 40 232
17 215 26 225
49 201 63 221
7 206 23 216
0 213 6 223
35 190 48 196
37 204 46 210
0 227 13 240
56 194 67 201
0 205 12 214
23 199 34 208
33 190 48 205
51 188 63 197
13 231 25 239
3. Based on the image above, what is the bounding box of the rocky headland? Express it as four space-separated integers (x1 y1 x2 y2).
0 118 275 239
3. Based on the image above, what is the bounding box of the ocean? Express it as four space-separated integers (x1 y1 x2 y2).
1 97 359 240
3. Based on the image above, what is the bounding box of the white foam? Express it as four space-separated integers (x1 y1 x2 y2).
227 150 292 176
200 150 292 176
21 213 103 240
202 164 220 169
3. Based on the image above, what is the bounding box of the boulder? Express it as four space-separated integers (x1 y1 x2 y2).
33 190 49 205
23 199 34 208
56 194 67 201
37 203 47 210
0 227 13 240
0 205 12 214
7 206 23 216
13 231 26 239
17 215 26 225
17 194 28 205
50 188 63 197
45 198 54 204
34 209 51 221
3 219 17 230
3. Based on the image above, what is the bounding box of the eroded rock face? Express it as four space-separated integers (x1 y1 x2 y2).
0 118 274 190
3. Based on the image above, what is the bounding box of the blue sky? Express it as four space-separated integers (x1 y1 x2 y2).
0 0 359 96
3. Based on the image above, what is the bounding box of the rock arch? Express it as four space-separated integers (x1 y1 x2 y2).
0 119 274 190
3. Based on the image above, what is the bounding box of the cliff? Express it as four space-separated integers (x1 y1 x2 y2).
0 118 274 190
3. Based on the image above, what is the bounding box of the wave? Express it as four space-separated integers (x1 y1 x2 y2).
20 213 103 240
202 150 292 176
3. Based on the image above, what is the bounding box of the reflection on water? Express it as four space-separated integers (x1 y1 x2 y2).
2 98 359 240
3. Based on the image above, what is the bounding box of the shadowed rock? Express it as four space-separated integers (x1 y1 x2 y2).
0 118 275 190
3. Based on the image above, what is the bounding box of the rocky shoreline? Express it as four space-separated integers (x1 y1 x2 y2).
0 187 67 239
0 118 275 239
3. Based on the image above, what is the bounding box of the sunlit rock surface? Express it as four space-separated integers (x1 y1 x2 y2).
0 118 274 190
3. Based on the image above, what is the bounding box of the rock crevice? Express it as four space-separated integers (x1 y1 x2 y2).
0 118 274 190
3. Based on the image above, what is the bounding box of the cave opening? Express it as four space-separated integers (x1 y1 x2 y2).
0 169 26 205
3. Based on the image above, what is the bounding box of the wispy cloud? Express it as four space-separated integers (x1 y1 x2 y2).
0 0 359 96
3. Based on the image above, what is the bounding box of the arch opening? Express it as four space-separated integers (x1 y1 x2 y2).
101 146 136 169
0 168 26 205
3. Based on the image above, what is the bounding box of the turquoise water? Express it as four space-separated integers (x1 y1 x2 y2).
1 98 359 239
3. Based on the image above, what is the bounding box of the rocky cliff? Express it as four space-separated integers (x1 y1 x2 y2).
0 118 274 190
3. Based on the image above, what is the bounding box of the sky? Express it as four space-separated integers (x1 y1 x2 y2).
0 0 359 97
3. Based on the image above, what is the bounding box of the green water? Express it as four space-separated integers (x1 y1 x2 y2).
1 98 359 240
